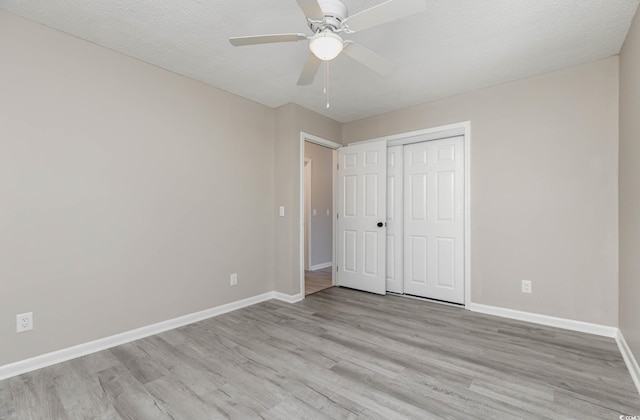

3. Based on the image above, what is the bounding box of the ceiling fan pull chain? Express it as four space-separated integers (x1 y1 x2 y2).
325 60 330 109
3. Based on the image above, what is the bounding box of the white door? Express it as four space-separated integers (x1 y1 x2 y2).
403 137 465 303
337 141 387 295
386 145 403 293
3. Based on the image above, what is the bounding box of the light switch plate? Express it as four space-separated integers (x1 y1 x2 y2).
279 206 285 217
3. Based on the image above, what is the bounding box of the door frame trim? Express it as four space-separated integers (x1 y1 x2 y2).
346 121 472 306
304 158 312 271
299 133 342 299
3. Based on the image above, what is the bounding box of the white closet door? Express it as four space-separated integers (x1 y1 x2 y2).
386 145 403 293
403 137 464 303
337 141 387 295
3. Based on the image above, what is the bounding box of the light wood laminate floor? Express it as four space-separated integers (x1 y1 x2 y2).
1 287 639 419
305 266 333 295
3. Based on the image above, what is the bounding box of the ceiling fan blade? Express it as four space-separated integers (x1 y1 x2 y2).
297 53 322 85
343 42 394 76
342 0 426 33
296 0 325 21
229 33 307 46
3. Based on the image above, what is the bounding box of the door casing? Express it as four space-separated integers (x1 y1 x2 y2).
304 158 312 271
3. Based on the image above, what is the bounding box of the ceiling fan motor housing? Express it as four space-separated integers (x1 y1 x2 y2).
312 0 348 32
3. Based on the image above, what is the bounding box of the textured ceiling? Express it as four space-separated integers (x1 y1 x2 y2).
1 0 638 123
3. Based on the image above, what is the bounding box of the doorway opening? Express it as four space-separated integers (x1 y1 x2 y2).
299 133 342 298
304 141 335 295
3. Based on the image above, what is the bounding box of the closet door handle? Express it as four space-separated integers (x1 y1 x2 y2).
377 222 384 227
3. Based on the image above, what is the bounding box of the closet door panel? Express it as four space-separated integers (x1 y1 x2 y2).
403 137 464 303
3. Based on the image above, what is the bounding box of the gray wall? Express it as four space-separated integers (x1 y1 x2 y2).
620 6 640 364
344 57 620 326
0 11 277 366
304 141 334 269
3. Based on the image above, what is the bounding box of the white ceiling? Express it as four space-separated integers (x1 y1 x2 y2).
1 0 638 123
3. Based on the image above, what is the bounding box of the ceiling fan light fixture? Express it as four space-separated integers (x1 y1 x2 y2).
309 31 344 61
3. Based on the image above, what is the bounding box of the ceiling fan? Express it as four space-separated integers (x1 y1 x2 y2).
229 0 427 85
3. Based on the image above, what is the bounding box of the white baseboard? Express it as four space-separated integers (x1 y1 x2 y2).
0 291 301 381
616 330 640 396
273 292 304 303
309 262 332 271
466 303 618 338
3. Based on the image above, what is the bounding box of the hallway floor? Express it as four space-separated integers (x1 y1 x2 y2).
304 266 332 295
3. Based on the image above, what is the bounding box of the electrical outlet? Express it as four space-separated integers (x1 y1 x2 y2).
16 312 33 333
522 280 532 294
230 273 238 286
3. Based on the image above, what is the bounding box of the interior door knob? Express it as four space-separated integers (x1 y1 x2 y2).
377 222 384 227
